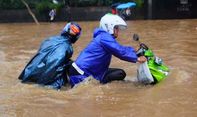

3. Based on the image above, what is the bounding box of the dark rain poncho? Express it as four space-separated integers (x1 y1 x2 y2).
18 35 73 89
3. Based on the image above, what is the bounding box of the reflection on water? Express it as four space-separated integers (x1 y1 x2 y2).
0 20 197 117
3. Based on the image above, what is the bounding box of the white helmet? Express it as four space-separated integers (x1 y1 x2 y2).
100 13 127 34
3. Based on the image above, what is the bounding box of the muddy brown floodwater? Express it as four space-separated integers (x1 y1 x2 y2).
0 19 197 117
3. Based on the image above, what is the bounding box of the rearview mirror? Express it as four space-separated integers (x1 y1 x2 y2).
133 33 139 41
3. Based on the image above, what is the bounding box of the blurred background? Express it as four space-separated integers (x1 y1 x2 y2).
0 0 197 23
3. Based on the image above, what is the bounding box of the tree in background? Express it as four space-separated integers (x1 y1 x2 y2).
21 0 39 25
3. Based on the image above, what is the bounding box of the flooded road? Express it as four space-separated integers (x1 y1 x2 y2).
0 19 197 117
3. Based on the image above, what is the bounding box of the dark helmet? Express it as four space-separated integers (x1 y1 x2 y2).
61 22 82 43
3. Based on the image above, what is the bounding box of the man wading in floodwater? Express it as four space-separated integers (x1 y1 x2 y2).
68 13 146 88
18 22 81 89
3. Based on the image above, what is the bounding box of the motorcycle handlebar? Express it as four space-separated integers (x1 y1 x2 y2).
140 43 149 50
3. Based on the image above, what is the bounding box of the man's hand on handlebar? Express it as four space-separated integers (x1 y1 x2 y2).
137 56 147 63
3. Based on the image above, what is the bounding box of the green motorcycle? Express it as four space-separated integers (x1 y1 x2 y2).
133 34 170 84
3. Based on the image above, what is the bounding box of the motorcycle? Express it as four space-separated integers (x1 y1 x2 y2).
133 34 170 84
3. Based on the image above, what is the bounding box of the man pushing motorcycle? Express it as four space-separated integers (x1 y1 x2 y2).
68 13 146 87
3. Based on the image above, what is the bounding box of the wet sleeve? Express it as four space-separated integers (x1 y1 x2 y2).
100 34 137 63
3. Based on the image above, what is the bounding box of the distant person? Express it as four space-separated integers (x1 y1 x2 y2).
111 3 120 15
111 2 136 20
49 9 56 22
68 14 146 87
125 8 131 16
18 22 82 89
119 8 132 20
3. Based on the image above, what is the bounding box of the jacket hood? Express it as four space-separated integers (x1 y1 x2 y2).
93 28 108 38
60 35 72 44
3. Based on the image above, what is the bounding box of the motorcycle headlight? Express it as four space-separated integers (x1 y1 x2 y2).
155 56 163 65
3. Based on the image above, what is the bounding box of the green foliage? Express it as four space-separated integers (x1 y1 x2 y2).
0 0 144 9
134 0 144 8
0 0 25 9
69 0 113 7
35 0 53 14
35 0 64 14
0 0 42 9
67 0 143 7
72 0 96 7
0 0 63 10
112 0 131 3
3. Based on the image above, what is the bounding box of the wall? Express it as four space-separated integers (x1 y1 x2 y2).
0 6 144 23
0 7 111 23
144 0 197 19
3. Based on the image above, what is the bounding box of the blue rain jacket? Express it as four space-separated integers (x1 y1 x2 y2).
69 28 137 86
18 35 73 89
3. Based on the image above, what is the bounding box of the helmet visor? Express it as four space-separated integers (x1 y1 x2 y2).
118 25 127 30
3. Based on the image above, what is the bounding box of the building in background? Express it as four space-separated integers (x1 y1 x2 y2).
144 0 197 19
